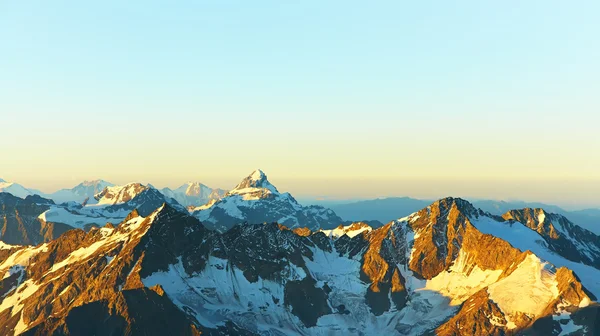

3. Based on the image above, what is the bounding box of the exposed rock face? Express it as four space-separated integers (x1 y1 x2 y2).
192 170 344 231
408 198 528 280
284 277 332 327
0 193 71 245
0 198 597 335
360 223 408 315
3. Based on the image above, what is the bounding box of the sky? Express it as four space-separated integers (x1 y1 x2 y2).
1 1 599 208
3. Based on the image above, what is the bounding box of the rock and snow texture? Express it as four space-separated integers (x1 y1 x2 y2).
471 213 600 300
501 208 600 270
0 184 188 245
192 169 344 231
94 182 151 205
0 197 598 335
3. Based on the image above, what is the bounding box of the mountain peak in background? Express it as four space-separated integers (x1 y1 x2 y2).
193 169 343 231
160 181 226 208
81 179 111 187
0 178 41 199
230 169 278 194
183 181 209 196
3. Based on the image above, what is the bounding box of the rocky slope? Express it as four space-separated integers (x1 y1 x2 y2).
192 170 344 231
0 197 597 335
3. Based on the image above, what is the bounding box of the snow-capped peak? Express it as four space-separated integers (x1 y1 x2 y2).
184 182 210 196
229 169 279 198
250 169 266 181
94 182 150 205
0 179 39 198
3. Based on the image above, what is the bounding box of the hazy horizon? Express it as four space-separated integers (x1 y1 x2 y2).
2 170 599 211
2 1 599 209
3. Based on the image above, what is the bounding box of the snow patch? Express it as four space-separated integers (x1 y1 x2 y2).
425 249 503 305
487 254 559 317
320 224 372 239
0 241 16 250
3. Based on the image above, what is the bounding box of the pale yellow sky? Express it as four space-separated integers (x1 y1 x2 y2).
1 1 599 208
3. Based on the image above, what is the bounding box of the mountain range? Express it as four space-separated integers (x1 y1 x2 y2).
4 176 598 234
0 171 599 335
328 197 600 235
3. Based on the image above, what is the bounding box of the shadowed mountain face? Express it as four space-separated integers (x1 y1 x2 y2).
0 193 71 245
0 197 598 335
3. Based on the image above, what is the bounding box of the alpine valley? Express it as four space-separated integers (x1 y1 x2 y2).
0 170 599 336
